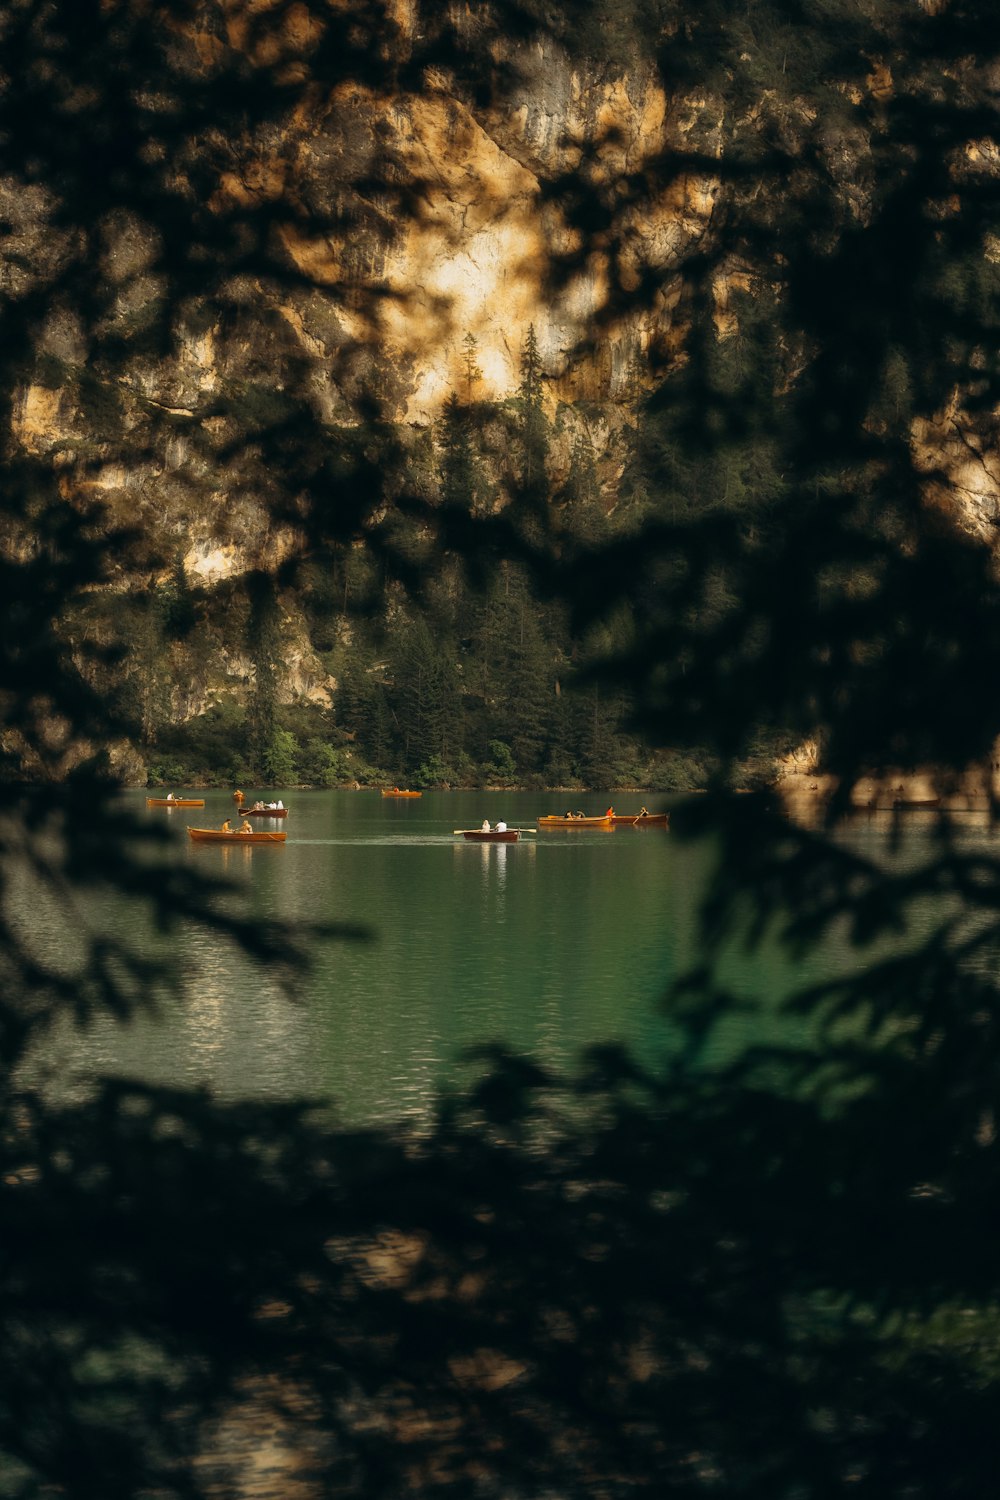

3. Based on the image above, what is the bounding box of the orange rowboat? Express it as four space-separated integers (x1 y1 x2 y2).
536 814 612 828
242 806 289 818
610 812 669 826
381 788 422 798
188 828 286 844
147 797 205 808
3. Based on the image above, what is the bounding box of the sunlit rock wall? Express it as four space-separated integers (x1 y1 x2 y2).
310 45 719 423
10 18 713 606
13 1 1000 741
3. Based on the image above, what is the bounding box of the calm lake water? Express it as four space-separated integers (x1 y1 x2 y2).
24 790 1000 1126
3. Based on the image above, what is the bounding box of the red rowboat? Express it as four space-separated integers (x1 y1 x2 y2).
188 828 286 844
457 829 522 842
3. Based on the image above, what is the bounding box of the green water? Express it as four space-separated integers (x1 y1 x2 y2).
26 791 996 1125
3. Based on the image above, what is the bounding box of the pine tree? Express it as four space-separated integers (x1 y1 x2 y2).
507 598 556 775
469 566 561 776
120 589 172 749
392 615 458 773
438 392 480 511
461 331 482 403
163 553 196 638
246 575 281 776
562 428 603 543
517 324 548 496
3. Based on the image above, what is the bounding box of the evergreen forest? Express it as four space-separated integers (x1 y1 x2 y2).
56 316 779 793
110 333 688 792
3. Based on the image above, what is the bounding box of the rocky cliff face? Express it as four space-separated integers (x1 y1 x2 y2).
7 0 1000 742
7 12 711 728
11 21 695 529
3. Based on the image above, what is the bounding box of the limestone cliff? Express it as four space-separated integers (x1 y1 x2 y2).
8 12 711 729
6 0 1000 765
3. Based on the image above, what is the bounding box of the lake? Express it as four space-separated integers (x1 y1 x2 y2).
23 790 997 1126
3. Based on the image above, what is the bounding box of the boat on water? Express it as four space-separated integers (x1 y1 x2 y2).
188 828 286 844
536 814 613 827
242 805 289 818
146 797 205 808
610 812 669 826
455 828 526 842
381 788 422 798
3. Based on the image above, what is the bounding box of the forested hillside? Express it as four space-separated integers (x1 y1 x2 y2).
19 0 996 791
88 331 680 790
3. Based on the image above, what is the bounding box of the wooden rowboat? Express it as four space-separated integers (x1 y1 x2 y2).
242 806 289 818
381 788 422 798
610 812 669 826
188 828 286 844
456 829 523 842
146 797 205 807
536 814 613 827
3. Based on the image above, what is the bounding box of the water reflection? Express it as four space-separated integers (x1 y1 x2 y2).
187 842 283 870
482 839 506 899
186 986 225 1065
27 790 995 1127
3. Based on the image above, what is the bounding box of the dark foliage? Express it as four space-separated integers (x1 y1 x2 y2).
3 1 1000 1497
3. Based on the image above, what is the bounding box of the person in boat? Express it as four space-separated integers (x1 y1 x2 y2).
277 799 284 809
574 810 585 818
166 792 174 801
240 819 253 833
496 819 508 833
564 811 573 819
233 790 244 805
606 805 614 817
638 806 649 818
481 819 491 832
252 800 265 811
220 819 232 832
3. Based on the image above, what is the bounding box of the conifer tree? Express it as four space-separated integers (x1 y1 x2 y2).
461 331 482 403
247 575 281 776
438 391 480 511
392 615 459 772
120 589 172 749
506 598 556 775
561 427 603 542
469 575 509 734
517 324 548 495
163 553 196 639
